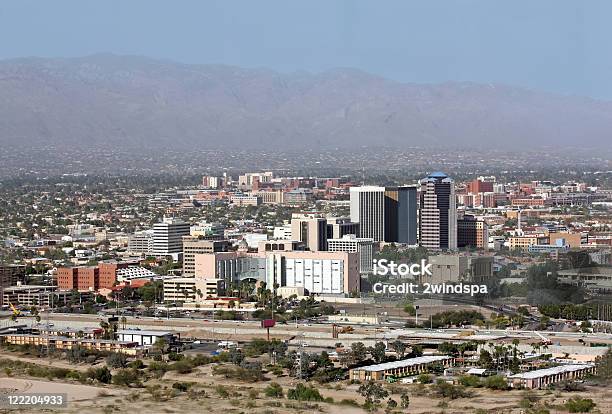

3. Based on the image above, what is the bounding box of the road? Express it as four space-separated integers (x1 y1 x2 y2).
3 313 611 347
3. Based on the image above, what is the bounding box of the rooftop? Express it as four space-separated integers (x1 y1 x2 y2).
354 355 452 372
509 364 594 379
116 329 173 336
428 171 449 179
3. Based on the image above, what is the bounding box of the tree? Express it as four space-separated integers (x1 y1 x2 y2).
404 303 416 316
153 337 168 355
400 392 410 409
390 340 406 359
408 344 423 358
350 342 367 365
595 348 612 384
358 381 389 410
368 342 387 364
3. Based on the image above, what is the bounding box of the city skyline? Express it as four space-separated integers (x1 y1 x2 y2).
1 2 611 412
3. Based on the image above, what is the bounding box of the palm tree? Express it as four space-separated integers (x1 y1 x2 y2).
99 321 110 339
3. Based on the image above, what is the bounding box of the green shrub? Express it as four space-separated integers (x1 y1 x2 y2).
417 373 433 384
458 375 482 387
432 379 470 399
287 383 324 402
85 367 112 384
169 359 194 374
565 397 596 413
172 382 191 392
128 359 145 369
167 352 184 361
105 352 127 368
338 399 359 406
264 382 284 398
111 368 141 387
215 385 229 398
484 375 509 390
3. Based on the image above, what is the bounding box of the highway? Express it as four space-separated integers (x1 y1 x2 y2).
2 313 611 347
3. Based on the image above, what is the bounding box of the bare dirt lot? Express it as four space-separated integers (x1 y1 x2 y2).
2 361 609 414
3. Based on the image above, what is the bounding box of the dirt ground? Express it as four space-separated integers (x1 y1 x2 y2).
1 346 610 414
2 361 609 414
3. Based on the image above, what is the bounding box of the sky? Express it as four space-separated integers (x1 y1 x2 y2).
1 1 611 99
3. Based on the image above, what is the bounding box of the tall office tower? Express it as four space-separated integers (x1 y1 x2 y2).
385 186 418 245
182 236 229 277
152 218 191 256
350 186 386 241
350 186 417 243
290 214 328 251
419 172 457 251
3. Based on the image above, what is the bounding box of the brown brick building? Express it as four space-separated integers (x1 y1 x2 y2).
56 261 136 291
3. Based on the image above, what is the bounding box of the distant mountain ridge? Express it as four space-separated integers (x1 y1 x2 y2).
0 54 611 150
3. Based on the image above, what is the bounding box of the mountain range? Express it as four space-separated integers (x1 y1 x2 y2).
1 54 611 151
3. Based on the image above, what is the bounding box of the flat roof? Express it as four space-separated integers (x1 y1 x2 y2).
355 355 452 372
0 333 136 345
2 285 57 291
116 329 173 336
509 364 594 379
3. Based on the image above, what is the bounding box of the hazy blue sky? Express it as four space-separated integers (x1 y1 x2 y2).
1 1 610 99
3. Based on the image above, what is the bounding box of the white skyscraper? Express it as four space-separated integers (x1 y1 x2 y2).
152 218 191 256
350 186 386 242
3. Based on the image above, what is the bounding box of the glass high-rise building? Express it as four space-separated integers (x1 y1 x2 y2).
350 185 417 244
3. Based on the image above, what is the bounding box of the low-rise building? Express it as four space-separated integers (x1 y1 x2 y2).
0 333 140 355
116 329 176 347
1 284 79 307
528 239 570 254
127 230 154 255
509 235 549 250
230 194 261 206
349 355 454 381
557 267 612 293
266 250 360 295
508 364 595 389
426 254 493 284
163 277 225 302
116 266 157 282
327 234 375 274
